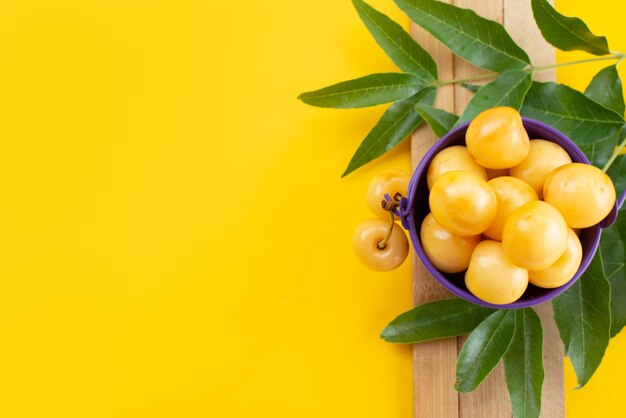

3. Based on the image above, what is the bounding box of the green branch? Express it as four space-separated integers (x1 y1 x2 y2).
434 52 626 88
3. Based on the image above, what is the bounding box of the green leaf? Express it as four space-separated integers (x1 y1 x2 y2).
343 88 435 177
298 73 426 109
581 71 625 168
352 0 437 81
393 0 530 73
602 209 626 337
599 151 625 336
414 103 458 137
504 309 544 418
552 251 611 387
531 0 610 55
455 309 516 393
602 213 626 280
457 71 532 125
381 297 495 343
521 82 624 145
578 133 619 168
585 65 625 116
461 83 482 93
607 154 626 196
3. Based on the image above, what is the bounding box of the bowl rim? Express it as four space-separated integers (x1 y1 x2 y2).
402 117 602 309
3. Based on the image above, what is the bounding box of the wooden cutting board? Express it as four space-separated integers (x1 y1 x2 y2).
409 1 565 417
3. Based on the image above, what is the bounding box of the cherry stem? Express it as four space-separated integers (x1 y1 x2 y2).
377 209 395 250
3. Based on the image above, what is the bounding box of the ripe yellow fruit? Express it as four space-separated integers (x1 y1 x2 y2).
429 171 498 236
365 170 410 219
529 228 582 288
465 106 530 169
543 163 616 228
465 240 529 305
426 145 487 190
510 139 572 198
420 213 481 273
502 201 569 270
483 176 538 241
352 219 409 272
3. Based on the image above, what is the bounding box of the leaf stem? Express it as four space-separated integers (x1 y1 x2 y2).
602 130 626 172
435 52 626 87
530 52 625 72
436 72 499 87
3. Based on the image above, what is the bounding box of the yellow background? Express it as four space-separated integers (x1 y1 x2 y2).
0 0 623 416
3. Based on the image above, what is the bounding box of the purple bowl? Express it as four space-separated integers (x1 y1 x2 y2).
398 118 625 309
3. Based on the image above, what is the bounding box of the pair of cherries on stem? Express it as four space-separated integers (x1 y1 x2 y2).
353 171 410 271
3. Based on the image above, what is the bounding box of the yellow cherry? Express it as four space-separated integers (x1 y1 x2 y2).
420 213 481 273
365 170 410 219
426 145 487 190
483 176 538 241
429 171 498 236
465 106 530 169
529 228 582 288
502 201 568 270
510 139 572 199
543 163 616 228
353 219 409 271
465 240 529 305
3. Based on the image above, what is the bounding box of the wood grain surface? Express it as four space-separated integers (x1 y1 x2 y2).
409 1 565 417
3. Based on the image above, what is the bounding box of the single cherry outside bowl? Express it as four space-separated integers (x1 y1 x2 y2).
398 118 625 309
